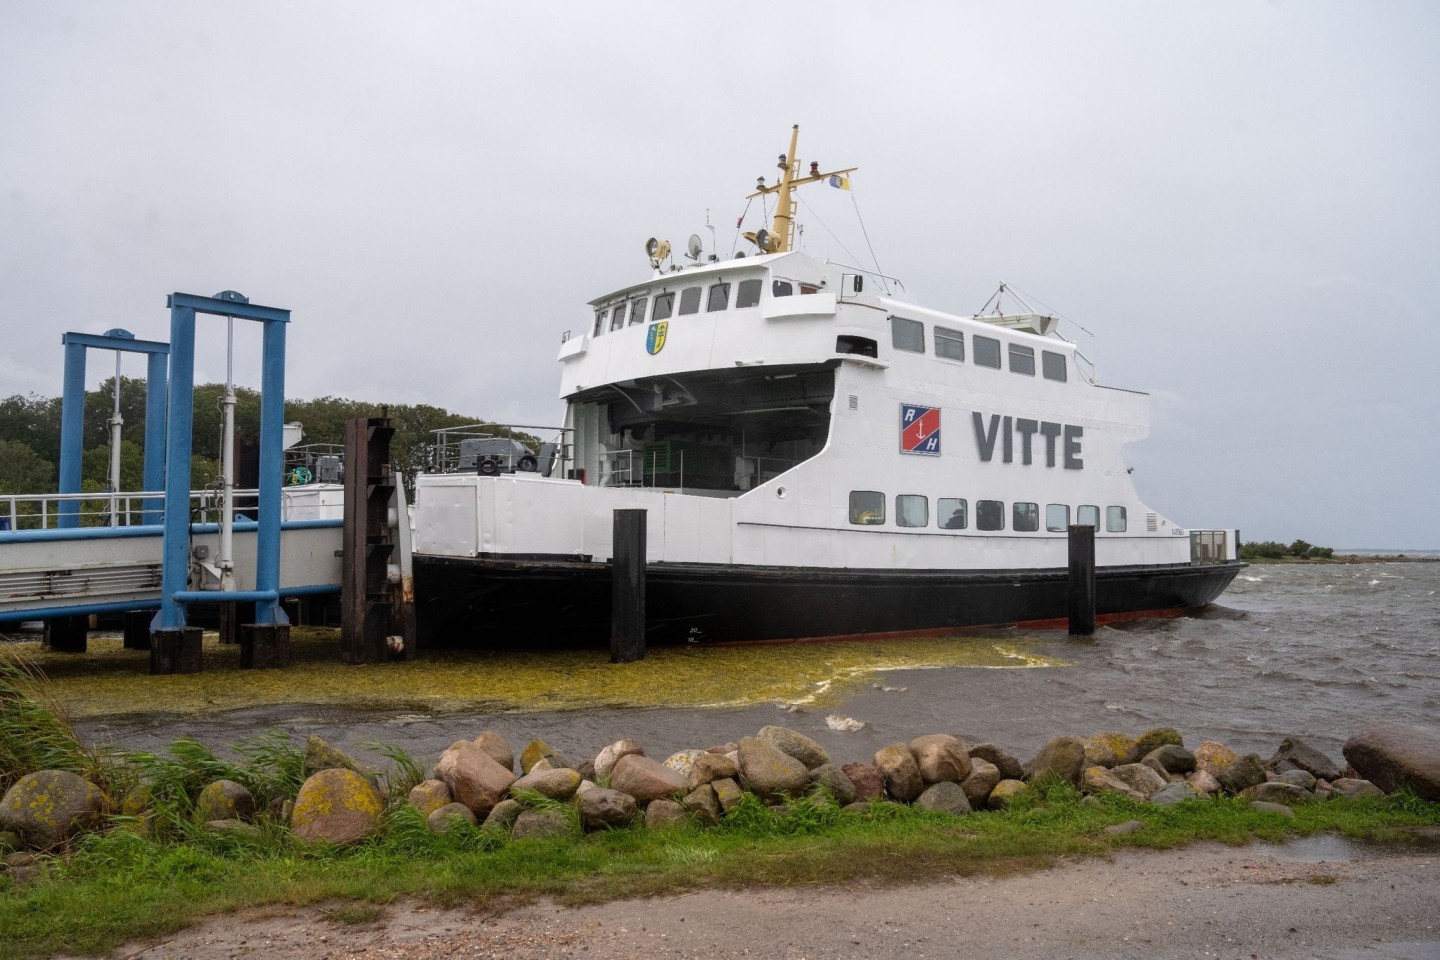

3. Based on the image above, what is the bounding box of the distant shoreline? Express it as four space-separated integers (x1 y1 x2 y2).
1247 554 1440 565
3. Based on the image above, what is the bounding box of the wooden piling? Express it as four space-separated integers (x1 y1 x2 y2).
44 615 88 653
610 509 647 663
1068 524 1096 636
122 610 151 650
150 626 203 674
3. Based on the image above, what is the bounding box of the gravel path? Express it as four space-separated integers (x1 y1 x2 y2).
58 838 1440 960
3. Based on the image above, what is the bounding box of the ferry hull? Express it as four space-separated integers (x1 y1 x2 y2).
413 556 1244 647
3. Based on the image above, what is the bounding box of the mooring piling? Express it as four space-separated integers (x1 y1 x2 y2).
1068 523 1096 636
610 509 647 663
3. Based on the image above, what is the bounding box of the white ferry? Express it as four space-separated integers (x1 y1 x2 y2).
410 127 1242 645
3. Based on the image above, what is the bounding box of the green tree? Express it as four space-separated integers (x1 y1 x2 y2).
0 439 56 494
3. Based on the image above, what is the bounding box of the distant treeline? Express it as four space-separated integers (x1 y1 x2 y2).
1240 539 1334 560
0 378 497 496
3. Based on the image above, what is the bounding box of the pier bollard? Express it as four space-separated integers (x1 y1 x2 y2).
44 615 88 653
150 627 203 674
122 610 152 650
240 623 292 669
610 509 647 663
1068 524 1096 636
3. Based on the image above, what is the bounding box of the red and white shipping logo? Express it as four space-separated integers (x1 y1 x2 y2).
900 404 941 455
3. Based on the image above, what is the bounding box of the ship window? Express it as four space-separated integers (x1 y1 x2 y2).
896 494 928 528
1042 350 1067 382
974 335 1001 368
610 304 626 331
891 316 925 353
849 490 886 525
976 499 1005 531
629 297 647 325
1078 504 1100 528
707 282 731 312
935 326 964 362
593 309 606 337
1009 343 1035 376
1106 505 1127 533
1045 503 1070 532
678 287 703 315
836 335 878 358
938 498 967 529
736 278 763 308
653 292 675 321
1013 501 1039 532
773 280 793 297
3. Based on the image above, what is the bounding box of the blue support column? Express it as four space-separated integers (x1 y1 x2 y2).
254 318 287 625
142 351 168 524
158 304 197 631
57 340 87 528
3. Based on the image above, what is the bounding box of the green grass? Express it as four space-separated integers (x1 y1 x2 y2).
3 786 1437 960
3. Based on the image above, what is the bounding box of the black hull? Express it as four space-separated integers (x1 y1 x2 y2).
413 555 1244 647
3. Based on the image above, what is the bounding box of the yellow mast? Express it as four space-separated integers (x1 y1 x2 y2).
744 124 857 255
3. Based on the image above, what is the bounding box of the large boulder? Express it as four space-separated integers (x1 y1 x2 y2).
663 750 707 782
0 770 105 850
1142 744 1197 776
1239 782 1315 806
1331 778 1385 800
689 752 739 788
519 739 568 775
1082 732 1137 769
807 764 858 807
988 779 1028 810
1187 769 1223 795
510 767 582 802
474 731 516 773
303 735 360 777
681 785 721 825
436 740 517 817
408 779 452 816
1081 766 1146 803
290 768 384 845
969 743 1024 781
1151 781 1204 807
483 798 524 832
1025 736 1086 785
594 739 645 780
1217 754 1268 795
611 753 688 805
737 736 810 801
914 781 971 815
1193 740 1238 778
874 744 924 802
511 808 576 841
1132 727 1184 759
711 778 745 814
1269 737 1343 781
1109 763 1168 799
840 762 885 802
644 799 688 829
194 779 256 824
757 726 831 770
960 758 1001 808
1343 722 1440 801
427 802 477 834
909 735 971 785
578 787 637 830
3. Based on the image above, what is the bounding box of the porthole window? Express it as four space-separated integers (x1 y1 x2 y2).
736 278 763 308
652 292 675 321
938 498 967 529
678 287 703 315
1045 503 1070 532
976 499 1005 531
935 326 964 361
1078 504 1100 528
849 490 886 525
974 335 1001 369
891 316 925 353
1042 350 1067 382
1013 501 1039 532
896 494 928 528
1009 343 1035 376
707 282 731 312
1106 506 1127 533
628 296 648 325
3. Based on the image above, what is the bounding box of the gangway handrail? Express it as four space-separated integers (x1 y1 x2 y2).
1 488 268 533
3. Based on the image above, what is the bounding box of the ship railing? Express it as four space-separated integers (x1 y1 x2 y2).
0 488 265 532
428 423 573 479
825 261 905 298
599 448 685 489
1189 529 1231 564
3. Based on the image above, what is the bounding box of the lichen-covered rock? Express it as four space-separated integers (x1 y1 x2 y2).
663 750 706 781
1187 769 1223 795
1331 777 1385 799
1081 766 1146 803
194 779 256 824
969 743 1024 782
807 764 858 807
202 818 262 839
1193 740 1238 778
1343 721 1440 801
1217 754 1268 795
644 799 688 829
689 752 739 788
874 743 924 802
841 762 885 802
914 781 972 815
483 798 524 831
473 731 515 773
578 787 637 829
519 739 568 775
1026 737 1087 785
711 777 744 814
290 768 384 845
1239 781 1315 806
610 753 688 806
910 734 972 785
960 758 1001 808
681 784 721 825
511 767 582 801
303 734 359 777
1249 800 1295 817
594 739 645 780
1109 763 1167 798
1150 781 1204 807
1277 769 1318 791
408 779 452 816
738 736 811 801
0 770 105 850
511 808 576 841
436 740 517 817
988 779 1029 809
1269 736 1343 782
1083 732 1137 769
1142 744 1197 776
1132 727 1184 759
427 802 477 833
757 726 831 770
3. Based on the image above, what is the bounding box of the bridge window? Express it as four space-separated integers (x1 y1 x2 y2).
679 287 703 315
935 326 964 362
773 280 793 297
1106 505 1127 533
1008 343 1035 376
1078 504 1099 528
896 494 928 528
974 335 1001 369
849 490 885 525
1045 503 1070 532
629 296 648 325
653 293 675 321
593 309 606 337
736 278 763 308
1013 501 1039 532
976 499 1005 531
707 282 731 312
1042 350 1067 382
938 498 967 529
891 316 924 353
610 304 626 331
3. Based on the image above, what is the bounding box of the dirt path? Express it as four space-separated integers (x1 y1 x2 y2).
59 839 1439 960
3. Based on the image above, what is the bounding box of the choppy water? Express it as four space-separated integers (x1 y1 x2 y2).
77 561 1440 769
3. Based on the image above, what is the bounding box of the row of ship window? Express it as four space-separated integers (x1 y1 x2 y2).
891 317 1068 382
848 491 1127 533
592 278 815 337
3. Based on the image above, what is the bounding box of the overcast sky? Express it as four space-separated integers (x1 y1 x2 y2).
2 1 1437 550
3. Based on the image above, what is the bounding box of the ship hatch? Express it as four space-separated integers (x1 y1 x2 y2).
573 363 834 492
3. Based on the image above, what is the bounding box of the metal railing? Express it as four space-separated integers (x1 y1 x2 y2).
1190 529 1230 563
0 489 264 532
430 423 573 478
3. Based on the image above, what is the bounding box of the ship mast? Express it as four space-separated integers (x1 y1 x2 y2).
744 125 857 255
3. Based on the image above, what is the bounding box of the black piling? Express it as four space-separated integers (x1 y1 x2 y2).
610 509 647 663
43 615 88 653
1068 524 1096 636
122 610 152 650
150 627 203 674
240 623 292 669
